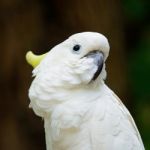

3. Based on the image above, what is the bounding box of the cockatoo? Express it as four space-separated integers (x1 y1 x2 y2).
26 32 145 150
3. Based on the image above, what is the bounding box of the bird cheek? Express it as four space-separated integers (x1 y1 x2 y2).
75 59 97 83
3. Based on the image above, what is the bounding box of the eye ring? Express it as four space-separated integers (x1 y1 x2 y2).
73 44 81 52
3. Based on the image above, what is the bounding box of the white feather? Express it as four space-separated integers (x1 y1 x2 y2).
28 32 144 150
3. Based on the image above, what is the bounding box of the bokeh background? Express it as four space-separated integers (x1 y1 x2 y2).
0 0 150 149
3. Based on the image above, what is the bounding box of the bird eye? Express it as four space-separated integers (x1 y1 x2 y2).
73 44 81 52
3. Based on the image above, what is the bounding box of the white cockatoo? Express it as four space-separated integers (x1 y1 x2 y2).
26 32 144 150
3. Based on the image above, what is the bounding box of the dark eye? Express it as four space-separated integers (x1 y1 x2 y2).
73 44 81 52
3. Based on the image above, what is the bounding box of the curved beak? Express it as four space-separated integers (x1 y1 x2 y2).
84 51 104 80
26 51 47 68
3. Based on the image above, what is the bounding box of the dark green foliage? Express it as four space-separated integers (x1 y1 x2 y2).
122 0 150 148
122 0 149 20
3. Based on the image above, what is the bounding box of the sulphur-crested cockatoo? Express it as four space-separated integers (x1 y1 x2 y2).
26 32 144 150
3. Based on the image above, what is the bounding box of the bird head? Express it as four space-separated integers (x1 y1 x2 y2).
26 32 110 116
26 32 110 88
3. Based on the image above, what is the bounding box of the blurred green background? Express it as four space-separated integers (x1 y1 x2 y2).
0 0 149 149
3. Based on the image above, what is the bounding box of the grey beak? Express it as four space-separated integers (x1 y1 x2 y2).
85 51 104 80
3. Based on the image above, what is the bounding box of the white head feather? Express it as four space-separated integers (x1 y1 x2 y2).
29 32 110 116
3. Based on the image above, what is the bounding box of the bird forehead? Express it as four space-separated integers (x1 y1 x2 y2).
69 32 106 41
70 33 97 42
68 32 109 49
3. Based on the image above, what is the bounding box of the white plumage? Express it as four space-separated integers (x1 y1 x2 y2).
27 32 144 150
